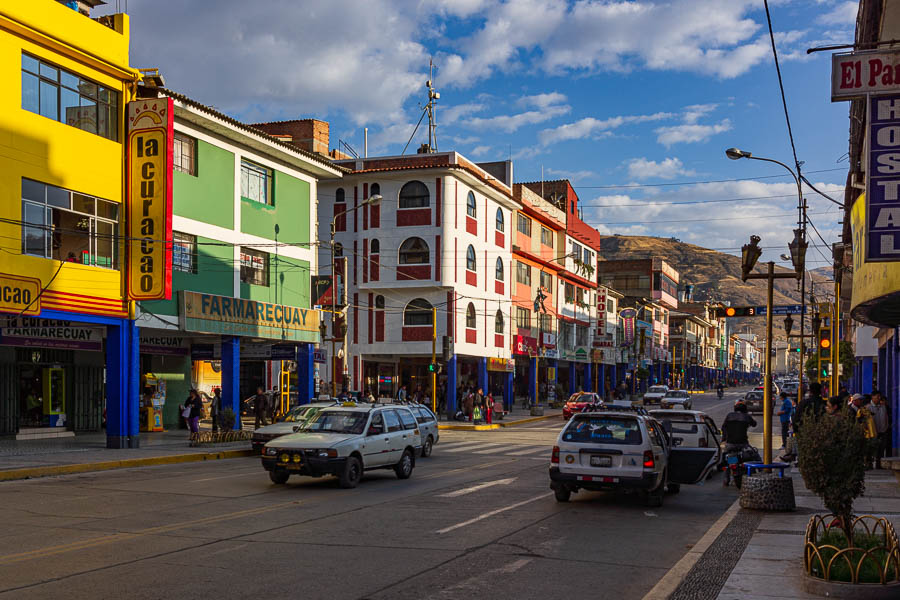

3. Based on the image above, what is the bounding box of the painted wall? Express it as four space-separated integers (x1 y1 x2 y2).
173 139 234 229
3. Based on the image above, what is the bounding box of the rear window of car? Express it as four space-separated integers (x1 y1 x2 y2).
562 416 643 444
746 392 763 401
664 391 686 398
648 386 666 393
653 417 698 434
397 409 418 430
413 407 436 424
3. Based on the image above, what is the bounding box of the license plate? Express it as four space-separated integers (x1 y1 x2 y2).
590 455 612 467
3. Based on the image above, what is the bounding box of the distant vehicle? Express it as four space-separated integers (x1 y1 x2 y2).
743 391 766 413
251 402 332 453
661 390 692 410
563 392 603 419
408 404 440 458
642 385 669 405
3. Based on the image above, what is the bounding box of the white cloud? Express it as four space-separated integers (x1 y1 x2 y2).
441 102 487 125
468 104 571 133
546 168 598 182
817 1 858 25
539 112 674 146
682 103 718 124
655 119 733 147
626 157 696 180
469 145 492 157
517 92 568 109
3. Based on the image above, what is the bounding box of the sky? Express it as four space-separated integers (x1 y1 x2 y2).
99 0 857 270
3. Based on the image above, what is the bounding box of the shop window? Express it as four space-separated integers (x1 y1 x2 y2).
399 237 429 264
21 53 119 141
496 207 504 232
516 306 531 330
173 231 197 273
539 313 554 333
240 247 269 286
576 324 588 347
399 180 429 208
466 191 477 218
541 226 554 247
540 271 552 290
466 303 476 329
517 213 531 236
173 133 196 175
21 178 119 268
495 310 504 334
404 298 433 326
241 159 272 205
495 257 504 281
516 261 531 285
466 245 476 271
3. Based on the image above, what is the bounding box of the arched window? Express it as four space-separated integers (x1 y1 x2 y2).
375 295 385 308
466 191 477 218
399 180 429 208
370 239 380 254
495 309 504 334
399 237 429 264
466 244 476 271
496 207 504 232
404 298 433 326
335 188 345 203
495 257 504 281
370 183 380 196
466 303 476 329
334 242 343 257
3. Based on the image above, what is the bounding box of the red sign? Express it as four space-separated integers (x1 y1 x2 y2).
513 335 538 355
597 287 607 331
832 50 900 101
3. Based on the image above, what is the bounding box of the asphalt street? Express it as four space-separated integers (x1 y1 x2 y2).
0 393 755 600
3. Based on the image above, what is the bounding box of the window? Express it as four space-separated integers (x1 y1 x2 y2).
495 310 504 334
559 321 574 348
466 303 476 328
496 208 504 232
516 261 531 285
240 160 271 205
334 243 343 257
375 295 385 308
404 298 433 326
467 191 477 217
517 213 532 236
576 324 589 347
539 313 554 332
495 257 504 281
563 416 642 445
370 183 380 196
570 201 575 214
541 226 554 247
540 271 552 290
399 237 429 264
571 242 583 263
172 232 196 273
516 307 531 330
173 133 195 175
383 410 402 433
240 247 269 286
397 409 418 431
370 239 380 254
564 282 575 303
466 245 476 271
576 287 585 305
335 188 345 203
21 53 119 141
399 180 429 208
21 178 119 268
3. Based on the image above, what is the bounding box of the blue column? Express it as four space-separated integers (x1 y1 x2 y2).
297 343 314 405
598 364 605 396
505 371 514 410
221 336 240 429
584 362 593 393
477 356 488 396
878 346 887 395
568 361 577 395
528 357 538 405
446 355 458 414
861 357 873 394
106 319 139 449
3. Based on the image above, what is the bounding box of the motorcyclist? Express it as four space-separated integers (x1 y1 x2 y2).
721 400 757 451
716 381 725 399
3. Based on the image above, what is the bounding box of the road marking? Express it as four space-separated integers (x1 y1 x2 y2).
436 441 483 450
436 492 552 534
471 444 509 454
438 478 516 498
195 470 260 482
443 443 492 453
0 499 301 565
504 446 548 456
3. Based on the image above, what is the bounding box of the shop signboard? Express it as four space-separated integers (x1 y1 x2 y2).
0 273 40 316
487 357 515 372
313 348 326 363
544 348 558 359
542 332 556 348
190 342 299 360
0 317 103 351
139 333 189 356
850 193 900 324
311 275 345 309
513 334 538 355
831 50 900 100
866 93 900 262
180 291 319 342
591 349 603 364
620 307 636 346
597 287 607 330
575 347 588 362
126 97 174 300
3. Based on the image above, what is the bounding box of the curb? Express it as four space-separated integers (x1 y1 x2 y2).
438 413 560 431
641 498 742 600
0 448 254 482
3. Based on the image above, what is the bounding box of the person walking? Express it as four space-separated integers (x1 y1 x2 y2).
184 389 202 436
253 386 269 429
794 381 825 434
398 384 407 402
870 390 892 469
210 387 222 432
776 391 793 449
462 389 475 422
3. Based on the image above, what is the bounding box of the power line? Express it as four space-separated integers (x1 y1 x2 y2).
579 189 844 208
763 0 801 177
566 167 844 190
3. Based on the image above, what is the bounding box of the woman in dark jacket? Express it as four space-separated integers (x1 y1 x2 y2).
185 389 203 435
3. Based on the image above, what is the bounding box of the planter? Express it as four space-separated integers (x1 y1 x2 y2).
739 472 796 511
189 430 252 446
804 514 900 597
530 405 545 416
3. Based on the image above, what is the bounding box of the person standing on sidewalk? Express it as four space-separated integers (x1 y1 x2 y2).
777 391 793 449
185 389 202 436
869 390 892 469
253 387 269 429
794 381 825 434
210 388 222 433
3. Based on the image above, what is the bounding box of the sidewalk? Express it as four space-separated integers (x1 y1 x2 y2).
438 405 563 430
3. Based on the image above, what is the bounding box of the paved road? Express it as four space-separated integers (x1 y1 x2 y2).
0 419 740 600
687 387 779 447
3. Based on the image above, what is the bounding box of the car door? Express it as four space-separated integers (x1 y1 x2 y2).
667 420 720 485
395 407 421 455
382 409 404 464
362 411 391 467
413 406 436 443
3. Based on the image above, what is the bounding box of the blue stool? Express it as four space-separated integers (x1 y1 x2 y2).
744 462 790 477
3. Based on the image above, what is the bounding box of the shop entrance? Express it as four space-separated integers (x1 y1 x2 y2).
398 360 430 398
363 361 396 399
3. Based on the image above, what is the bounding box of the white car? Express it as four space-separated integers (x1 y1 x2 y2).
549 407 718 506
642 385 669 405
261 403 422 487
251 402 333 453
648 410 722 461
661 390 692 410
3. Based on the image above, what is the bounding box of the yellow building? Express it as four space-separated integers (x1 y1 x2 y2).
0 0 142 445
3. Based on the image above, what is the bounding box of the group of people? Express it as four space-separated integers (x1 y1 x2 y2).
457 385 503 424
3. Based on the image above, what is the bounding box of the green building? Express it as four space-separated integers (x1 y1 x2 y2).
135 87 342 428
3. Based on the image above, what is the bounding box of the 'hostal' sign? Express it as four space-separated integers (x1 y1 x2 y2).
866 94 900 262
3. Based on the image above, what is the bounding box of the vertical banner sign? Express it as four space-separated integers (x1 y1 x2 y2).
127 97 174 299
620 307 636 347
866 93 900 262
596 287 606 331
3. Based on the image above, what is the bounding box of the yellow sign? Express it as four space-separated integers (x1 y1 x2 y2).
850 193 900 325
0 273 41 316
487 357 514 372
127 98 173 300
180 291 319 342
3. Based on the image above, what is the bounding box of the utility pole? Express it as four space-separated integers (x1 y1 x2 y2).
431 306 437 412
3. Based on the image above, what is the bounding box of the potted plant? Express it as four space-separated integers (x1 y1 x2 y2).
798 411 900 595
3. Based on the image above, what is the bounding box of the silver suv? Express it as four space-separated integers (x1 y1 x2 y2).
549 407 718 506
261 403 422 488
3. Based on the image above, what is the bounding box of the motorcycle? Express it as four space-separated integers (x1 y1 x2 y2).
717 388 724 399
722 444 761 489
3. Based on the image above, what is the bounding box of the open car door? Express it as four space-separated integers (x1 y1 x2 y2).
660 416 721 485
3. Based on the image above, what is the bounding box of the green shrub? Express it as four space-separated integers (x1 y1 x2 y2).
810 529 898 583
220 408 237 431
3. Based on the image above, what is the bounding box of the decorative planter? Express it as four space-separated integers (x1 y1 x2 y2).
530 405 545 416
739 473 796 511
189 430 252 446
803 514 900 598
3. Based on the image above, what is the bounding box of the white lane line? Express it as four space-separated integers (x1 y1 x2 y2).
438 478 516 498
444 443 495 453
195 471 260 482
504 446 548 456
438 441 485 450
436 492 553 534
471 444 510 455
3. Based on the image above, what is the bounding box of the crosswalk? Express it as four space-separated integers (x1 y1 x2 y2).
435 440 550 459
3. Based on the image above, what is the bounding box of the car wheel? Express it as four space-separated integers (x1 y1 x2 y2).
394 449 414 479
554 486 571 502
422 436 434 458
269 470 289 485
686 402 692 410
645 473 666 507
339 456 362 489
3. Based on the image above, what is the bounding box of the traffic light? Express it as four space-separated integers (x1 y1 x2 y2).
818 326 832 359
712 306 758 318
442 336 451 362
427 362 437 373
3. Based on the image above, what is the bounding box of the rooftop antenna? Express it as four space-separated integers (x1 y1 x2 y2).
402 58 440 155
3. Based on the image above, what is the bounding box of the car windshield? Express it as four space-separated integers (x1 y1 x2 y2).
562 416 642 444
650 414 699 434
745 392 763 401
648 386 666 393
567 393 596 403
301 410 368 434
283 406 316 423
664 391 686 398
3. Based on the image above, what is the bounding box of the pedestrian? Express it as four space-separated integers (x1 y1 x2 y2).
473 387 485 424
824 395 843 417
794 381 825 433
365 387 376 403
210 387 222 432
463 389 474 422
253 386 269 429
869 390 892 469
485 392 494 425
848 393 878 468
777 391 793 448
184 389 202 436
398 384 407 402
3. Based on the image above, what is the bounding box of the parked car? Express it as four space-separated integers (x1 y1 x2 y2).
743 391 767 413
648 409 722 461
408 403 439 457
563 392 603 419
261 403 422 487
642 385 669 405
661 390 692 410
549 406 718 505
251 402 332 454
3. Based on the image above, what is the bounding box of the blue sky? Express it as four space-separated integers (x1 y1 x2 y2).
101 0 857 269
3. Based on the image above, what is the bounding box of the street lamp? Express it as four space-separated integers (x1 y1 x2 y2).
741 235 763 281
783 314 794 337
788 228 808 278
330 193 382 396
